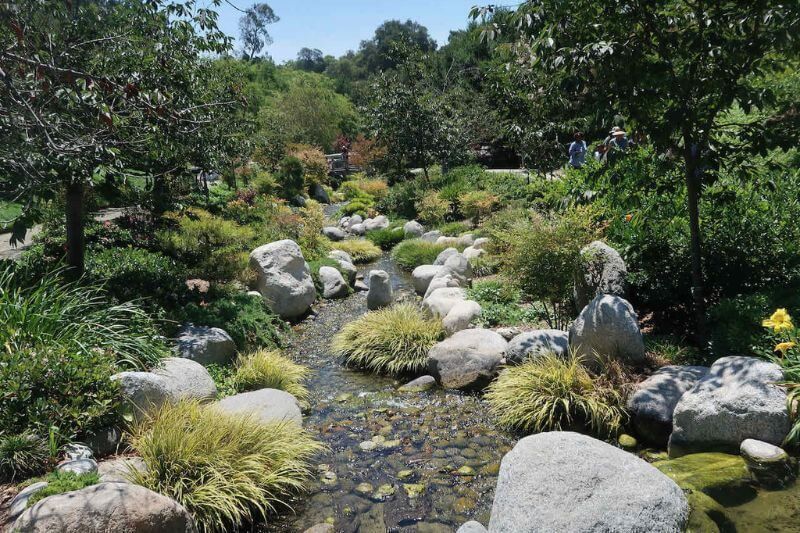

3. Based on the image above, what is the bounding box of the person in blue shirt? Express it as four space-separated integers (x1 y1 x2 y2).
568 131 587 168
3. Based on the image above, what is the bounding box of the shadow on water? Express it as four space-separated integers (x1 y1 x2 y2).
261 253 514 532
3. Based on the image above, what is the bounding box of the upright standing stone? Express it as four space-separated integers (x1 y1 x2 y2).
573 240 628 309
366 270 393 310
569 294 645 366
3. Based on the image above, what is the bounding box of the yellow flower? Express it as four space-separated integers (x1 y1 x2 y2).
775 342 796 354
763 309 794 332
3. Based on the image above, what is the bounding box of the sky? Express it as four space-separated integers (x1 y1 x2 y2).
210 0 480 63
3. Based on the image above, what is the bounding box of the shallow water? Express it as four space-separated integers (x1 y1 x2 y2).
263 254 515 532
263 236 800 532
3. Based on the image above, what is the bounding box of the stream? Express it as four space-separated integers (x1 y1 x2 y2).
264 253 515 532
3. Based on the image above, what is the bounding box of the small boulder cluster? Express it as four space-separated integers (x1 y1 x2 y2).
327 213 390 238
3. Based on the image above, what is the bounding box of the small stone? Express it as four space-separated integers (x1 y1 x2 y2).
355 482 374 495
455 465 475 476
740 438 796 488
57 458 98 475
371 435 386 444
404 483 425 498
64 443 94 461
381 439 401 449
397 469 414 480
618 434 638 450
359 440 378 451
371 483 396 501
335 393 352 402
8 482 48 523
457 521 488 533
304 524 335 533
399 375 436 392
320 470 338 486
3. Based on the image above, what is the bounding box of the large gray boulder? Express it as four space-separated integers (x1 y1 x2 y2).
411 264 443 295
427 328 507 390
112 358 217 420
457 233 475 247
366 270 393 310
472 237 490 250
13 482 197 533
436 236 460 248
433 247 459 266
349 223 366 236
8 482 48 524
404 220 424 238
488 432 689 533
422 287 467 318
310 183 330 203
328 249 353 264
318 266 349 299
463 245 486 260
569 294 645 366
505 330 569 365
443 300 482 335
669 356 790 457
573 241 628 309
322 226 345 241
628 365 709 447
440 252 472 282
175 325 236 365
423 272 461 299
217 388 303 426
250 240 316 319
98 457 147 484
364 215 389 231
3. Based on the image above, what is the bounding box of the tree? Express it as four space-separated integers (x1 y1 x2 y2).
365 48 468 179
476 0 800 340
0 0 243 274
358 20 437 74
239 3 279 61
296 47 326 73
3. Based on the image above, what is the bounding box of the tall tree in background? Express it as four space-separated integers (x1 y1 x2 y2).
239 3 279 61
0 0 243 274
359 20 437 73
296 47 326 73
474 0 800 341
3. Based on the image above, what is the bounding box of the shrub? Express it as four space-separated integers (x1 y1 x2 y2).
391 239 447 271
232 350 310 404
295 201 330 261
129 401 324 533
487 206 599 328
366 226 406 250
341 199 374 219
180 292 286 352
157 208 255 281
0 266 168 370
331 240 382 264
354 179 389 200
485 354 626 436
415 191 450 226
286 143 327 185
332 304 444 376
349 135 388 173
85 247 187 313
377 179 420 219
466 280 542 327
277 156 305 199
0 432 50 481
437 220 471 236
25 471 100 507
459 190 499 225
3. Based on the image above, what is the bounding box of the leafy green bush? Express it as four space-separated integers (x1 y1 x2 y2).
278 156 305 200
331 240 382 264
485 354 626 436
25 471 100 507
341 199 374 219
366 225 406 250
487 206 599 328
391 239 447 271
459 190 499 225
180 292 286 352
232 350 310 404
158 208 254 281
466 280 541 327
0 432 50 481
130 401 324 533
332 304 444 376
437 220 472 236
0 266 168 370
376 179 421 219
85 247 187 313
415 191 451 226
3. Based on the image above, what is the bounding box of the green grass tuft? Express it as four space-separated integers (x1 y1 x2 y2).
366 225 406 250
129 401 324 533
332 303 444 376
0 432 50 482
331 239 382 264
485 354 626 437
232 349 310 404
391 239 447 271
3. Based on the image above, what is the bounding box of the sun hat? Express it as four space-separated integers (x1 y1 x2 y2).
609 126 621 134
612 130 627 136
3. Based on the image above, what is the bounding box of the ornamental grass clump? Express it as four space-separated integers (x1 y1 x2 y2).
232 349 310 404
391 239 448 271
331 239 382 263
129 401 324 533
331 303 445 376
485 353 626 437
0 432 50 481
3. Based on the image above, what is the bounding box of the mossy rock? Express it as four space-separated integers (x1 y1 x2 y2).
653 452 749 494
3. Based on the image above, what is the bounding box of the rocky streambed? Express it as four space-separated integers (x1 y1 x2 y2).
263 254 514 532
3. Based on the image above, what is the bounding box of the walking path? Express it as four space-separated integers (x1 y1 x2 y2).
0 208 128 261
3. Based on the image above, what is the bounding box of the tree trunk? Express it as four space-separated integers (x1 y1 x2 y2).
65 181 85 277
683 139 707 344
